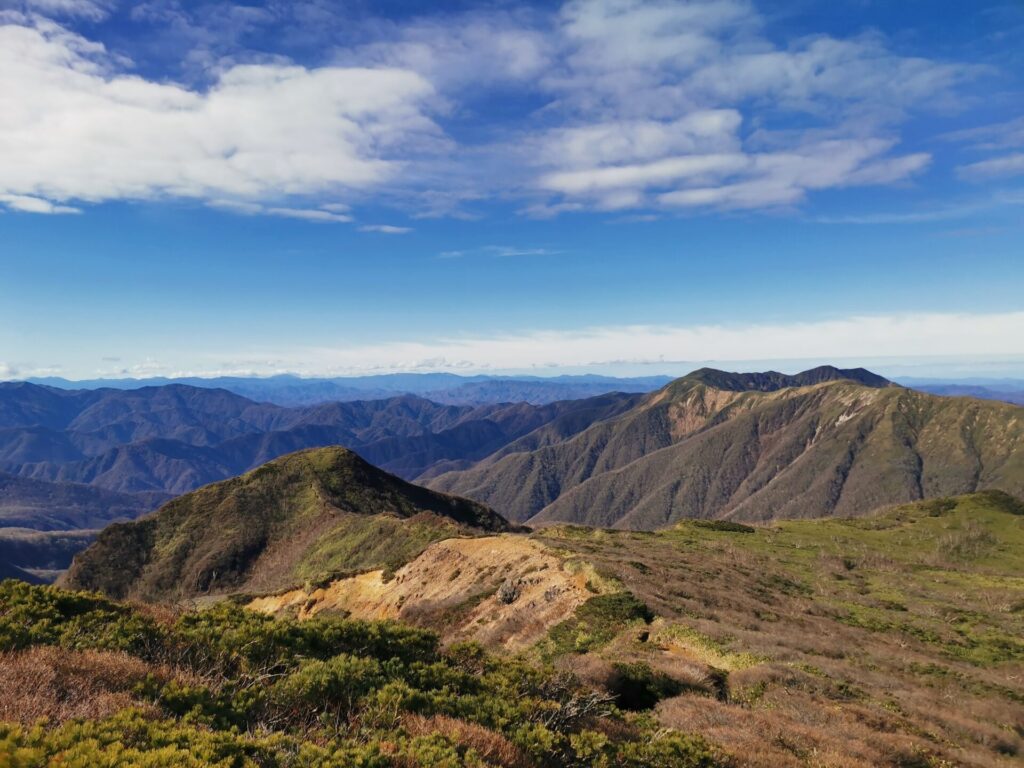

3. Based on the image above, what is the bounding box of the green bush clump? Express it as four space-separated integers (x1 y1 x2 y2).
545 592 654 657
0 580 162 654
171 601 438 677
0 582 725 768
688 520 756 533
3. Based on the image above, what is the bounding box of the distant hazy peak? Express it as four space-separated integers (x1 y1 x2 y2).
680 365 894 393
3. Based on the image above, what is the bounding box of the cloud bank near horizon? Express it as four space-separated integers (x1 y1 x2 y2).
4 311 1022 381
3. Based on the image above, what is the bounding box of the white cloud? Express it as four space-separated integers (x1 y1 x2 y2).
180 311 1024 376
207 200 353 222
540 136 930 211
519 201 585 219
541 153 747 195
562 0 750 63
341 10 551 92
814 207 978 225
539 111 742 169
943 116 1024 150
1 0 116 20
358 224 411 234
524 0 968 214
264 208 353 223
957 153 1024 181
548 2 970 118
0 1 987 218
685 36 968 116
0 16 443 214
0 193 81 213
438 245 560 259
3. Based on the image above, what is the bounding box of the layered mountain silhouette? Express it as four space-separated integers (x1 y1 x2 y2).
914 383 1024 406
0 471 159 531
6 364 1024 561
0 382 641 577
62 447 509 602
428 366 1024 527
26 373 672 407
0 382 643 510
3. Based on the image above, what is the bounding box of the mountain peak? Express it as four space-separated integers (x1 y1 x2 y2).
681 365 894 393
61 445 510 602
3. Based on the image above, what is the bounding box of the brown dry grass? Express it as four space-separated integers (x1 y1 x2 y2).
0 647 164 725
533 517 1024 768
657 693 927 768
401 713 532 768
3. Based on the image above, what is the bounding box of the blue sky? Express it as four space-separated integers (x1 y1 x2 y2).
0 0 1022 380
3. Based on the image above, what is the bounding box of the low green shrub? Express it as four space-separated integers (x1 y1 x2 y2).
545 591 654 657
0 583 725 768
688 520 756 533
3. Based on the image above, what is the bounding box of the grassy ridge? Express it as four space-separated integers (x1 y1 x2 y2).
531 491 1024 766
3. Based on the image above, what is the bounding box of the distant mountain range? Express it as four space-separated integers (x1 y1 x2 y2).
0 382 643 492
0 381 642 537
25 373 673 406
428 366 1024 527
5 365 1024 579
25 370 1024 408
0 471 160 530
909 383 1024 405
0 471 163 580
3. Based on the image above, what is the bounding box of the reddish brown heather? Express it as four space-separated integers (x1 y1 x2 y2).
401 714 532 768
0 647 163 725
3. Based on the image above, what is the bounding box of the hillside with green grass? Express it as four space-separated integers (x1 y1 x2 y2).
20 489 1024 767
239 490 1024 766
428 367 1024 528
525 490 1024 767
61 446 511 602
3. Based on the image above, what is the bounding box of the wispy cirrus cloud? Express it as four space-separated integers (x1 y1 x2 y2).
957 153 1024 181
208 200 353 223
1 0 116 20
358 224 412 234
943 115 1024 151
943 113 1024 182
521 1 966 213
438 245 561 259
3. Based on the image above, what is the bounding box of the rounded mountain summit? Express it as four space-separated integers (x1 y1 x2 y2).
61 446 511 602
